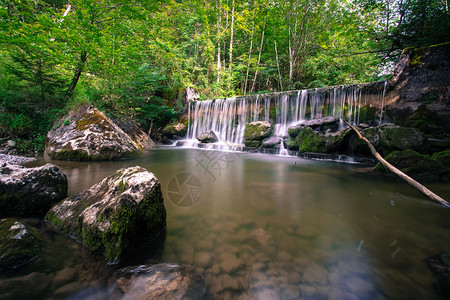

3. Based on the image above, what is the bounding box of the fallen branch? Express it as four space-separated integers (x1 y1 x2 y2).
345 120 450 208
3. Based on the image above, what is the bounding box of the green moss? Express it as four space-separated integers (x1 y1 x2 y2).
296 127 326 153
288 126 301 139
432 150 450 166
76 112 109 131
286 138 299 150
244 122 271 141
0 219 44 269
244 140 262 148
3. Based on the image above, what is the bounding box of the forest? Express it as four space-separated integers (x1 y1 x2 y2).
0 0 449 152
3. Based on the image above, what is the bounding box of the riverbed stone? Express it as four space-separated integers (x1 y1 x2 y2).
115 263 207 300
197 130 219 143
45 105 141 161
45 166 166 263
424 252 450 297
194 252 213 268
0 219 44 269
244 121 272 148
0 162 68 217
0 272 51 299
302 263 328 285
220 253 243 273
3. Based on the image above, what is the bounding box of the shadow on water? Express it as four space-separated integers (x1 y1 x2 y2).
2 146 450 299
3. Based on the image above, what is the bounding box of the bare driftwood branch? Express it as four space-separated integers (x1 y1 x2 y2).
345 121 450 208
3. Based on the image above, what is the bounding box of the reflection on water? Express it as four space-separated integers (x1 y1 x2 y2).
2 147 450 299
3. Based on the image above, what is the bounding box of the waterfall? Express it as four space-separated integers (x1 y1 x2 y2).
185 82 387 150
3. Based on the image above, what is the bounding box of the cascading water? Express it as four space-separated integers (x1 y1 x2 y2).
185 82 387 152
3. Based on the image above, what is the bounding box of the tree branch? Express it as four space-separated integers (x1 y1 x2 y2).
345 121 450 208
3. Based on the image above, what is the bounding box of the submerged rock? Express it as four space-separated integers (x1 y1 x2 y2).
0 272 50 299
244 121 272 148
0 219 44 269
115 264 206 300
424 252 450 297
45 105 141 161
197 130 219 143
0 163 67 217
45 166 166 263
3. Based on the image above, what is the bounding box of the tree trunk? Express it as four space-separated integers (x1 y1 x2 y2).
216 0 222 83
250 2 268 93
274 40 283 90
244 2 256 94
228 0 235 72
65 51 88 101
345 121 450 208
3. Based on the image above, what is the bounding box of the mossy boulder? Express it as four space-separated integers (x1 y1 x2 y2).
162 123 187 139
295 127 326 153
116 120 156 150
0 219 44 269
374 149 448 179
378 124 429 155
286 138 299 151
288 117 340 139
197 130 219 143
45 105 141 161
349 127 380 156
45 166 166 263
324 128 352 153
244 121 272 148
0 163 67 217
115 264 206 299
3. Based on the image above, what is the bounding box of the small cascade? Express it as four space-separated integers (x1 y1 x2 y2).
185 81 387 151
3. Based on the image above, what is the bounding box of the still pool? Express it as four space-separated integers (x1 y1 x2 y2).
1 147 449 299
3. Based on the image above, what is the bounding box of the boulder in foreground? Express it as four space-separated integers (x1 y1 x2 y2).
0 163 67 217
45 105 141 161
45 166 166 263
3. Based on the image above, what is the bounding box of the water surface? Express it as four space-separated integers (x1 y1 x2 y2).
1 147 449 299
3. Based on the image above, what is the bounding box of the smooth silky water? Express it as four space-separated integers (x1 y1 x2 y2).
1 147 449 299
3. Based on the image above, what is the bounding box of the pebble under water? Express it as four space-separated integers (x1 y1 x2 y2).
1 147 449 300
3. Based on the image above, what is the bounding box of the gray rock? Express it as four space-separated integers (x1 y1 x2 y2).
0 154 36 165
378 123 429 154
197 130 219 143
0 219 44 269
288 117 339 138
116 120 156 149
45 105 141 161
324 128 352 153
45 166 166 263
0 163 67 217
115 264 207 300
262 136 281 148
163 122 188 139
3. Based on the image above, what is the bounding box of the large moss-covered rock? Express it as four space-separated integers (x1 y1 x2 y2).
115 264 207 300
0 163 67 217
374 149 448 179
432 150 450 166
324 128 352 153
295 127 326 153
0 219 44 269
116 120 156 150
378 124 429 154
162 123 188 139
45 105 141 161
45 166 166 263
244 121 272 148
288 117 340 139
349 127 380 156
